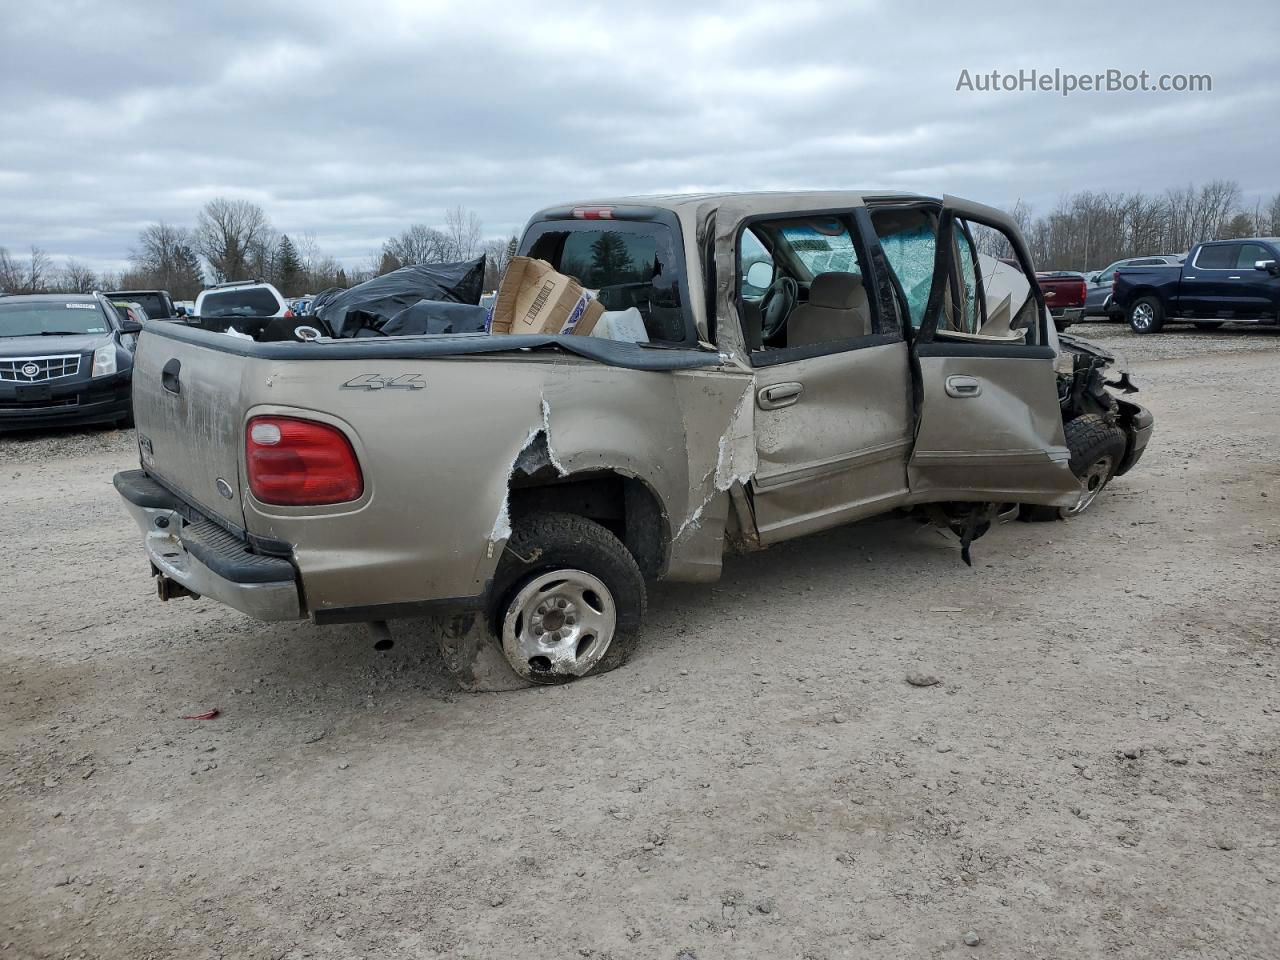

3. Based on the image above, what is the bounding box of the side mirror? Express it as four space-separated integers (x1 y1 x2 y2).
1255 259 1279 276
118 318 143 334
744 260 773 290
1089 274 1102 284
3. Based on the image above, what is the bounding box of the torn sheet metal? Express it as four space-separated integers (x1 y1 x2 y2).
489 394 571 545
490 423 542 545
674 382 757 543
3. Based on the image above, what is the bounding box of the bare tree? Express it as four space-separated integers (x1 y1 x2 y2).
294 231 342 291
23 246 52 293
130 222 204 297
385 224 450 266
194 198 272 282
995 180 1257 271
58 259 98 293
480 235 518 289
1266 194 1280 236
0 246 21 292
443 205 483 261
1 246 54 294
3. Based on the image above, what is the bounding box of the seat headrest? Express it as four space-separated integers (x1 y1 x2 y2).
809 272 863 309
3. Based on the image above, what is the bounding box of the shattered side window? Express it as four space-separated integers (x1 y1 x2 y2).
870 211 936 328
950 227 982 334
778 219 859 277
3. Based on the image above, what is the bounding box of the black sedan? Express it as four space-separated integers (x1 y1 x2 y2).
0 293 140 431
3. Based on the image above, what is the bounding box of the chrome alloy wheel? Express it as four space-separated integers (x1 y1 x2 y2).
1063 454 1114 518
1130 302 1155 331
501 569 616 680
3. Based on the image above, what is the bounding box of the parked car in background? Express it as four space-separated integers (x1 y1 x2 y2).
105 289 179 321
1082 256 1183 320
1036 271 1086 330
1113 238 1280 333
174 300 195 317
290 297 313 315
0 293 139 430
111 301 151 328
194 280 291 321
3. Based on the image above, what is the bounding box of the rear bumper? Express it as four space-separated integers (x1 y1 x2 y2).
114 469 302 621
0 372 131 430
1050 306 1084 324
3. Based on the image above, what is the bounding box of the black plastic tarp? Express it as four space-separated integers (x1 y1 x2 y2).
313 258 486 338
381 299 489 336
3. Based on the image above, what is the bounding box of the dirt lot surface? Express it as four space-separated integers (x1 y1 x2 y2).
3 324 1279 960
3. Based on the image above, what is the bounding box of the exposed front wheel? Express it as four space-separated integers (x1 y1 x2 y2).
1022 415 1128 521
492 512 646 684
1127 296 1164 334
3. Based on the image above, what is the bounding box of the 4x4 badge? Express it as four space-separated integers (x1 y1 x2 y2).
341 373 426 391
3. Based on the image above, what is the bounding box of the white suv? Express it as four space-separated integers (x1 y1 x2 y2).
194 281 291 320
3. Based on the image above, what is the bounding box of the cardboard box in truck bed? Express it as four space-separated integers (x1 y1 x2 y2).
489 257 604 336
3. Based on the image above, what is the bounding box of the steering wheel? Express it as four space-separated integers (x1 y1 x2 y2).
758 275 798 340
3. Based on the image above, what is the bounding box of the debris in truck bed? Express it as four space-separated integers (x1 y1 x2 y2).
312 257 486 337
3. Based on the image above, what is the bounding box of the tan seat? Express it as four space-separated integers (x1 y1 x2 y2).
786 272 871 346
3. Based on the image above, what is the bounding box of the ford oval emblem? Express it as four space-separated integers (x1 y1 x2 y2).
215 478 234 499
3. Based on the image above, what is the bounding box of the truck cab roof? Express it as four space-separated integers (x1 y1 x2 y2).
526 191 942 343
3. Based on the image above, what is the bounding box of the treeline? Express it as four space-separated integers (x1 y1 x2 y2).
0 198 517 299
982 180 1280 271
8 180 1278 298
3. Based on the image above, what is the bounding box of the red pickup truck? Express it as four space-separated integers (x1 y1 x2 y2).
998 259 1085 330
1035 271 1086 330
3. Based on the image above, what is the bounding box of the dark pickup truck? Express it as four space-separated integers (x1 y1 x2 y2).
104 289 180 322
1113 238 1280 333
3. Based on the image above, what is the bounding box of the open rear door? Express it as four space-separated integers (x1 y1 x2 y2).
906 196 1079 507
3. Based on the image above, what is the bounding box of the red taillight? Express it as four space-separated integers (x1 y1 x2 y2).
245 416 363 506
571 206 614 220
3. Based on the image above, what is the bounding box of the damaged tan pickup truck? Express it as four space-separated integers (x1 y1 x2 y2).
115 192 1153 687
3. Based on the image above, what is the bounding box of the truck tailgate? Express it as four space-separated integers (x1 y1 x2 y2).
132 330 247 529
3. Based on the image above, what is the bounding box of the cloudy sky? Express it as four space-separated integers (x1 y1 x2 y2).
1 0 1275 273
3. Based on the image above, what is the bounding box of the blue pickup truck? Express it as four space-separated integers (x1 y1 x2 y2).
1112 237 1280 333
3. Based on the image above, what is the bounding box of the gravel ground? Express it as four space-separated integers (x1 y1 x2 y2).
2 327 1279 959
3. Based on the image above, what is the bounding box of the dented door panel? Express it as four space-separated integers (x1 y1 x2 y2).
750 342 913 542
908 349 1077 504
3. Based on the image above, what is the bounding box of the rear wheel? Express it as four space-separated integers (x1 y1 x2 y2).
1194 321 1225 331
1022 415 1128 521
1128 296 1164 334
491 512 646 684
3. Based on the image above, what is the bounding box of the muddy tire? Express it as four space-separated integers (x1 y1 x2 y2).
1194 321 1225 331
1127 296 1164 334
489 512 646 685
1021 415 1128 522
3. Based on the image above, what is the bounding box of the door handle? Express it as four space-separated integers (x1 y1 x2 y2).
161 358 181 395
945 375 982 398
757 382 803 410
1228 275 1241 280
